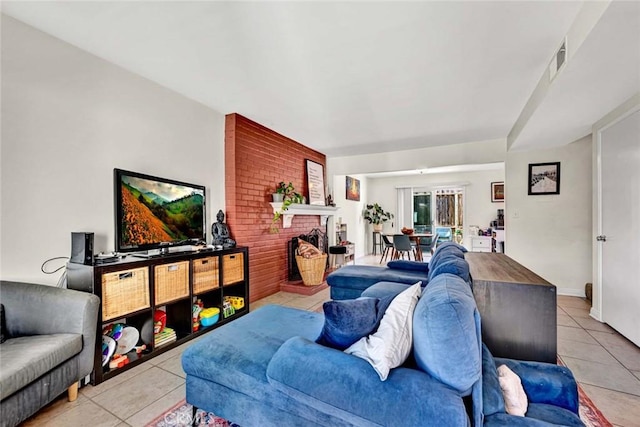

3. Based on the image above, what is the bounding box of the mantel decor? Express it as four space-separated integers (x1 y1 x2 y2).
528 162 561 195
306 160 326 206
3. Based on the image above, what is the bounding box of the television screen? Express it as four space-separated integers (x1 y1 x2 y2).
114 169 206 252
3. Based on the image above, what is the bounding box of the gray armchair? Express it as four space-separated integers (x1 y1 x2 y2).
0 280 100 427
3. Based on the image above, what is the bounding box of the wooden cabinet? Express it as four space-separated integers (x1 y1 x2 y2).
67 246 249 384
466 252 557 364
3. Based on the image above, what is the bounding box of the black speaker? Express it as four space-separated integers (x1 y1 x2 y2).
70 232 94 265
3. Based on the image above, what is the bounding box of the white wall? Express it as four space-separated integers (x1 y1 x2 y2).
365 169 505 253
505 136 592 296
330 175 368 258
0 16 226 284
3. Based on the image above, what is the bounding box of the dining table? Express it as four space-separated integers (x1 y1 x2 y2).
386 233 433 262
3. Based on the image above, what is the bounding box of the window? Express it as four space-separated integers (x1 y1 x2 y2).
413 192 432 234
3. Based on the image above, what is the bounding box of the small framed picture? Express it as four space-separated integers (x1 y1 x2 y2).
491 182 504 202
528 162 561 195
346 176 360 201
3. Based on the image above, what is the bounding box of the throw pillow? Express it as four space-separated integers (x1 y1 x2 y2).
498 364 528 416
345 282 422 381
387 260 429 273
297 239 323 259
413 273 481 393
0 304 7 343
316 296 394 351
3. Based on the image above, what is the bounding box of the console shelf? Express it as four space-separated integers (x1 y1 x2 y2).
67 246 249 385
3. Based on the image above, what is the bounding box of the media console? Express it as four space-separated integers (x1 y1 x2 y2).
67 246 249 384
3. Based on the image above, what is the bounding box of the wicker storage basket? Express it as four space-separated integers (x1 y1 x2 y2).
295 254 328 286
102 267 150 321
192 256 219 294
154 261 189 305
223 253 244 285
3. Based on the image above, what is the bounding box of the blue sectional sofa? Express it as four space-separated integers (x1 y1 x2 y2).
182 242 584 426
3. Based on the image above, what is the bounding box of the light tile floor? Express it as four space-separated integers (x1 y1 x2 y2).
22 255 640 426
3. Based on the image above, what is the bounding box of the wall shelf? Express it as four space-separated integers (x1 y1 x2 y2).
270 203 339 228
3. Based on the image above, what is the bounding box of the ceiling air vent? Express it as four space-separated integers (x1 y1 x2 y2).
549 38 567 81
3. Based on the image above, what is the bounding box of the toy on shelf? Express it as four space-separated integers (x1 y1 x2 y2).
200 307 220 327
109 354 129 369
154 310 167 334
222 297 235 319
192 299 204 332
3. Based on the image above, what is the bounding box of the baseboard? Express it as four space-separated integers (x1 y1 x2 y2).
589 307 602 321
556 288 585 297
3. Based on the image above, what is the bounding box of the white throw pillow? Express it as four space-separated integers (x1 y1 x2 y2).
497 364 528 416
345 282 422 381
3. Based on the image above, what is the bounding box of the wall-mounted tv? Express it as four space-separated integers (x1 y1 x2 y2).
114 169 206 253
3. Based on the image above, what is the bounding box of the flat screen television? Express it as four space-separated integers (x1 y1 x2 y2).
114 169 206 253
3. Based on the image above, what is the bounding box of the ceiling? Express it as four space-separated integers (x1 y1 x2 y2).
2 1 638 158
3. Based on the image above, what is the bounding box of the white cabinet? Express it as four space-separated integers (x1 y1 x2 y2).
471 236 492 252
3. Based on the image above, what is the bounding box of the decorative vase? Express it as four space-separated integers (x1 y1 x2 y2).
272 193 284 203
373 224 383 233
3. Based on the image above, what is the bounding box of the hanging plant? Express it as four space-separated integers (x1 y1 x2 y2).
271 182 304 233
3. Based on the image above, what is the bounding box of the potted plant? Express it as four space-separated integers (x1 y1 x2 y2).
271 182 305 232
363 203 394 232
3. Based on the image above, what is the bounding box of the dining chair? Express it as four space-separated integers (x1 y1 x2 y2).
435 227 453 244
392 234 416 260
380 234 395 264
418 235 437 259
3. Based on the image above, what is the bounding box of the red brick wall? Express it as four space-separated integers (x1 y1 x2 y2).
225 114 326 302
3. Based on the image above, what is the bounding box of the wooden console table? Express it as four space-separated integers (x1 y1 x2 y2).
466 253 557 364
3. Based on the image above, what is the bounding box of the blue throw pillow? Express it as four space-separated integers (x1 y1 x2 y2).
316 296 394 350
387 260 429 273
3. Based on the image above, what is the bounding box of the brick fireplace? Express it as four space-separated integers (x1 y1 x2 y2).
224 114 327 302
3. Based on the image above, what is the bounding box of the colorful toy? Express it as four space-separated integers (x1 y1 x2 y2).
192 299 204 332
154 310 167 334
108 354 129 369
200 307 220 327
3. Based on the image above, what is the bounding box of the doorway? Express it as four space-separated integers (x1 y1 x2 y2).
594 98 640 346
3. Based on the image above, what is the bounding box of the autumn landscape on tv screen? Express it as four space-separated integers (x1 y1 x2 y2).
120 176 204 247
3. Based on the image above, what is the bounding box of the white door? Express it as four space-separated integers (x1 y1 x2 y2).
600 108 640 346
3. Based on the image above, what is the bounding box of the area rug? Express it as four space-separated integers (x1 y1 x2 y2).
147 389 611 427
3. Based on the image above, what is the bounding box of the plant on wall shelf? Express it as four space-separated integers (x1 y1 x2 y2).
271 182 305 233
363 203 394 231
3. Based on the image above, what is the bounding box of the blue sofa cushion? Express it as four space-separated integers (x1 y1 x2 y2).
428 256 471 283
429 245 465 270
484 404 584 427
361 281 410 299
267 336 470 426
316 296 394 350
435 241 468 253
327 265 429 300
482 344 506 416
413 273 481 393
387 260 429 273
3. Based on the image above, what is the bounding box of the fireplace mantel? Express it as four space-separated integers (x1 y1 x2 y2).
270 203 339 228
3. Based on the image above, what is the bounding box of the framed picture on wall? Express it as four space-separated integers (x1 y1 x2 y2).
306 159 326 205
491 182 504 202
346 176 360 201
528 162 561 195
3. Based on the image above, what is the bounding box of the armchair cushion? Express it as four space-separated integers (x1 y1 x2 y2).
316 295 394 350
387 260 429 273
0 333 81 400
